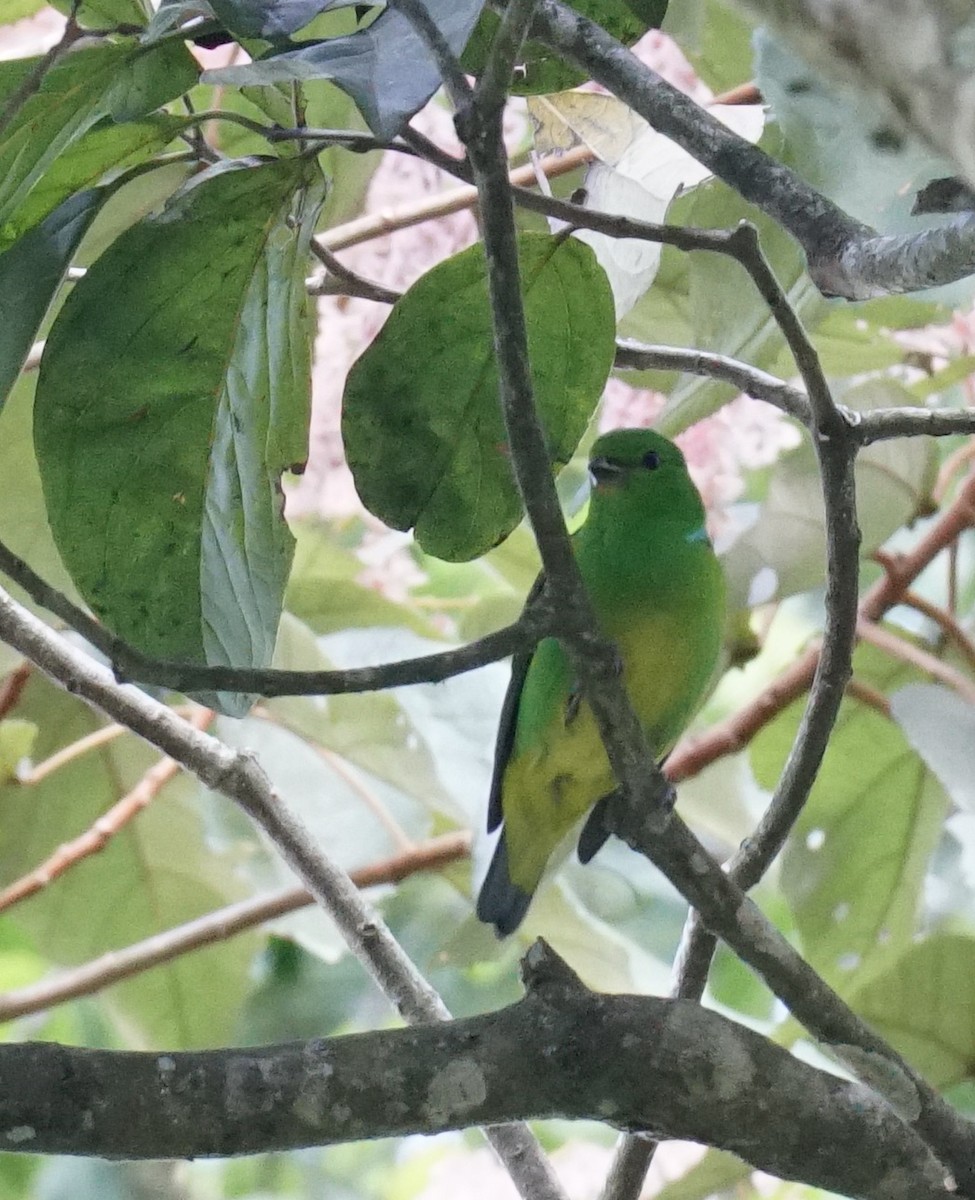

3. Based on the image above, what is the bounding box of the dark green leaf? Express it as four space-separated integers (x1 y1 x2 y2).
463 0 667 95
0 40 196 235
34 160 325 710
0 189 103 413
342 233 615 561
205 0 485 139
0 115 184 254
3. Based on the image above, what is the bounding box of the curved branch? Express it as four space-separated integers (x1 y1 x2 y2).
0 537 539 696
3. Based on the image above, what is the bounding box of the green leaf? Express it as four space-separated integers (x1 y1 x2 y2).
0 189 103 413
0 374 80 606
272 620 499 827
0 40 197 236
463 0 668 95
49 0 151 28
208 690 435 962
663 0 755 93
206 0 485 140
0 0 46 20
722 378 937 610
0 115 184 253
0 675 256 1046
285 521 440 638
653 1149 752 1200
750 643 949 991
0 719 36 783
343 233 615 561
853 934 975 1088
34 160 325 710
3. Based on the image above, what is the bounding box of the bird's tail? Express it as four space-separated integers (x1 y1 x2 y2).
476 829 533 937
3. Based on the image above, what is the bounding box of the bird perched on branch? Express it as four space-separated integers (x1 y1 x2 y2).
476 428 725 936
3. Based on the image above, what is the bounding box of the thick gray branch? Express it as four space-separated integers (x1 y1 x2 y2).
739 0 975 192
0 944 951 1200
525 0 975 299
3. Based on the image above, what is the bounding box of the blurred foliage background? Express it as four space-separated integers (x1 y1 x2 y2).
2 0 975 1195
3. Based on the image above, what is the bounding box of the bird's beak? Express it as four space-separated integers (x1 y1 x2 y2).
588 456 626 488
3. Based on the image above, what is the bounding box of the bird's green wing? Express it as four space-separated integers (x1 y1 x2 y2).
487 571 546 832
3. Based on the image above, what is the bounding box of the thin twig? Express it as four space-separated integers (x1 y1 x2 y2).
0 15 84 138
845 676 892 717
318 145 592 252
898 587 975 671
857 617 975 704
474 0 539 113
20 723 128 784
307 241 402 304
0 833 471 1021
0 708 214 914
614 340 810 423
0 662 31 719
0 538 540 696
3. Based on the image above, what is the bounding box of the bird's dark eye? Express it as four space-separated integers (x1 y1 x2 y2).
642 450 661 470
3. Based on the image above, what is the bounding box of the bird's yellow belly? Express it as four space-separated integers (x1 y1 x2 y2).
501 608 718 892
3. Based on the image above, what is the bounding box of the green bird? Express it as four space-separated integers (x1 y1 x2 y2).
476 428 725 936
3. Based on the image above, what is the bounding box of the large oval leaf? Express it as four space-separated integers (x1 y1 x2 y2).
0 189 103 414
34 159 325 710
342 233 615 562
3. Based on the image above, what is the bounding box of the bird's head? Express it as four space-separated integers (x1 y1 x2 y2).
585 428 708 531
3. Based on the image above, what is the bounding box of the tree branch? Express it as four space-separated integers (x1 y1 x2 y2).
0 942 952 1200
0 537 539 695
614 341 810 423
736 0 975 192
525 0 975 299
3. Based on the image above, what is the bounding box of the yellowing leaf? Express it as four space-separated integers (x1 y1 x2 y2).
531 91 764 317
